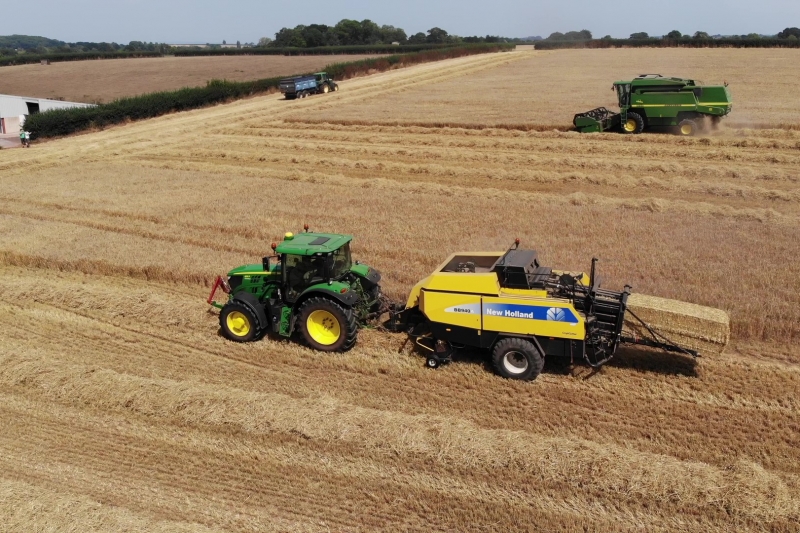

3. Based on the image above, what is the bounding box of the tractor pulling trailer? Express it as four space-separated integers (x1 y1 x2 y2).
210 228 707 381
574 74 732 136
279 72 338 100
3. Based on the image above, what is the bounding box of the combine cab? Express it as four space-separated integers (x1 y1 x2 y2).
575 74 732 136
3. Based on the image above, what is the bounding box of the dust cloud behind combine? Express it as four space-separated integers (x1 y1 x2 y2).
1 50 799 532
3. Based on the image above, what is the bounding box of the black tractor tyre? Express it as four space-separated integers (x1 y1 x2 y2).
622 111 645 134
678 119 698 137
220 301 260 343
333 84 339 92
299 297 358 352
322 84 330 94
491 338 545 381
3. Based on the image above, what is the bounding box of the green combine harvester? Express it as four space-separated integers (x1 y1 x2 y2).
208 226 383 351
574 74 732 136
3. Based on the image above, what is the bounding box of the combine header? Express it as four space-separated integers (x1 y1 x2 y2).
574 74 732 136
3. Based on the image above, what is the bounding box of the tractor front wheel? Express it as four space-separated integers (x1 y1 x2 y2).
299 297 358 352
622 112 645 134
491 338 545 381
220 301 260 342
678 119 698 136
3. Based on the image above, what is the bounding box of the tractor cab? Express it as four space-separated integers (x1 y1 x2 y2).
275 232 354 301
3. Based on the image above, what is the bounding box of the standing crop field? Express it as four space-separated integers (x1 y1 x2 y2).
0 54 379 103
0 51 799 532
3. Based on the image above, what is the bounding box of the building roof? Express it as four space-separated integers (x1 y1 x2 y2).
0 94 95 118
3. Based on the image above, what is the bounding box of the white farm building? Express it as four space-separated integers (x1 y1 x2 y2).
0 94 95 134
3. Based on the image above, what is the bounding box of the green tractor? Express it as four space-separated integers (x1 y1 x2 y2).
208 227 383 351
574 74 732 136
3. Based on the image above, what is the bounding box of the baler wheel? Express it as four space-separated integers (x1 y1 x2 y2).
220 301 259 342
622 112 645 134
678 119 698 136
491 338 545 381
299 297 358 352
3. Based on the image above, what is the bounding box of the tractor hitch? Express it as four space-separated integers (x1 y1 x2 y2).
207 275 231 309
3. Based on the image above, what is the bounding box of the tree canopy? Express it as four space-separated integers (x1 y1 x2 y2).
545 30 592 41
778 27 800 39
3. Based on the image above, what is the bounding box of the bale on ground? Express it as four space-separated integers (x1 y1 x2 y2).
623 293 730 355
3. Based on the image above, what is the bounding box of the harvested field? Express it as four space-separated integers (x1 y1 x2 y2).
0 54 378 103
301 48 800 129
1 51 799 532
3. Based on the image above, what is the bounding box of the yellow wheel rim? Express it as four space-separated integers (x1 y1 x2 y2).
623 119 637 132
226 311 251 337
307 310 341 345
681 124 693 135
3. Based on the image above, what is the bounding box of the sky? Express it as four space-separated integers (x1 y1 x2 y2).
18 0 800 43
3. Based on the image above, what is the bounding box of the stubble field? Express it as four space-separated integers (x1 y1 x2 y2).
1 50 799 532
0 54 378 103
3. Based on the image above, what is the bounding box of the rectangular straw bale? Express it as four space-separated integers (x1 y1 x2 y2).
622 293 730 355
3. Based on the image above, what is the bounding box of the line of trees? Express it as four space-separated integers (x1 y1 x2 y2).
0 35 179 57
260 20 517 48
543 27 800 42
627 29 798 40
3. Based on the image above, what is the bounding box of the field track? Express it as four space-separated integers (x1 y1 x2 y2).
1 51 799 532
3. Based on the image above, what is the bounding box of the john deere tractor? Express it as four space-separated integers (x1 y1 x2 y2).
208 227 382 351
574 74 732 136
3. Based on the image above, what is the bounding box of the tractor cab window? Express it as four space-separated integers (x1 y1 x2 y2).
616 84 631 108
329 243 352 280
284 254 325 299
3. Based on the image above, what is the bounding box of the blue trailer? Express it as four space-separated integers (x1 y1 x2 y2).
279 72 339 100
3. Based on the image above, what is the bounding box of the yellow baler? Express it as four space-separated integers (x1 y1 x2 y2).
391 243 695 380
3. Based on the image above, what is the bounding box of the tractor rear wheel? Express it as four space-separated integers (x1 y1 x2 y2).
220 301 260 342
621 112 645 134
491 338 545 381
299 297 358 352
322 84 330 94
678 119 698 136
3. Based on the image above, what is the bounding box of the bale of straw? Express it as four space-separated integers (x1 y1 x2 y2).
622 293 730 355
